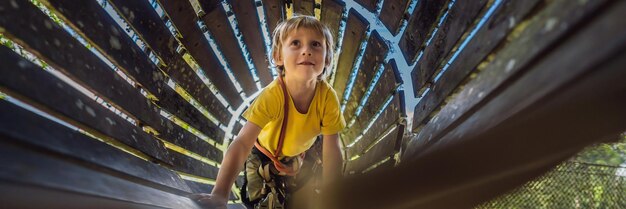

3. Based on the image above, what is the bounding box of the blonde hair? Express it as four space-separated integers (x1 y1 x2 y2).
270 14 334 80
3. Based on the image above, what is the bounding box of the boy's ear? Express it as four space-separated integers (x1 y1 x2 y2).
273 51 284 66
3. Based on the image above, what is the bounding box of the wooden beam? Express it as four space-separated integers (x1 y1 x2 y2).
344 93 402 157
0 100 189 193
198 0 258 96
345 125 403 174
158 0 244 107
107 0 232 124
354 0 379 13
410 0 489 97
227 0 274 87
0 141 201 209
293 0 315 16
399 0 449 64
412 0 607 132
320 0 345 51
332 8 368 101
379 0 410 35
261 0 287 37
342 31 388 124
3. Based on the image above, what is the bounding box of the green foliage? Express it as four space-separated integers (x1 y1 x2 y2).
477 135 626 209
0 33 15 49
30 0 64 25
575 135 626 166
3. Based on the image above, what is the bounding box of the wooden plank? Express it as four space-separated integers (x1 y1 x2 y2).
343 61 401 144
354 0 379 13
379 0 410 35
169 151 219 180
332 9 369 101
185 180 239 201
328 2 626 207
0 48 172 165
261 0 286 37
345 125 402 174
399 0 449 64
341 67 400 145
0 100 189 194
157 0 243 107
226 0 274 87
293 0 315 16
0 141 202 209
343 31 388 123
411 0 614 143
412 0 591 131
345 94 402 157
107 0 232 125
358 60 401 123
1 182 166 209
11 1 223 142
320 0 345 50
411 0 488 97
0 1 226 150
198 0 258 96
0 48 224 165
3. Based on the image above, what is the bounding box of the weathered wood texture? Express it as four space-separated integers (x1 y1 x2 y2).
261 0 286 36
342 31 388 123
184 180 239 201
0 1 224 163
167 151 218 180
345 93 403 158
0 47 171 165
293 0 315 16
332 9 369 102
0 182 173 209
354 0 379 13
107 0 232 125
226 0 274 87
6 1 221 142
345 124 404 174
320 0 345 50
157 0 243 107
411 0 601 132
379 0 410 35
198 0 258 96
0 100 189 194
341 60 402 146
0 140 201 209
39 0 225 141
410 0 489 97
399 0 449 64
327 0 626 208
0 48 222 181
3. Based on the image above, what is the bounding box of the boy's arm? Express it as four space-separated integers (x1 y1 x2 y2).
210 122 262 201
322 134 343 184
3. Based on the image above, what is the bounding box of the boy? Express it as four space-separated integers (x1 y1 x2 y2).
192 15 345 208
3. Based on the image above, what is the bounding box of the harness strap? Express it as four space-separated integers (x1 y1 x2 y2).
254 75 304 176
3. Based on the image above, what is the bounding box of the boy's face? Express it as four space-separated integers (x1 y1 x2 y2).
275 27 327 81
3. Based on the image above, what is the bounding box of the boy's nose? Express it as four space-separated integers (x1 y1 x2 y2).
301 52 312 56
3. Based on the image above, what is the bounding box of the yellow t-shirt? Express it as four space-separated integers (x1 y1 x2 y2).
242 79 346 157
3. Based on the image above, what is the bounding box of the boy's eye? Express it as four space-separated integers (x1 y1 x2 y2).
290 40 300 46
312 41 322 47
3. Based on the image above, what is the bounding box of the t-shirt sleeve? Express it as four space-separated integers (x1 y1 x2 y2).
242 89 279 128
321 88 346 135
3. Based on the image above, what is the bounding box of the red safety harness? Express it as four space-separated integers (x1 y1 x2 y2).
253 75 305 176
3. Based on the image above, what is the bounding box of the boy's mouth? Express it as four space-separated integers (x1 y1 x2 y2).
298 61 315 66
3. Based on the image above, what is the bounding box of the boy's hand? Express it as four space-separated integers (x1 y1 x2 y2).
188 193 228 209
